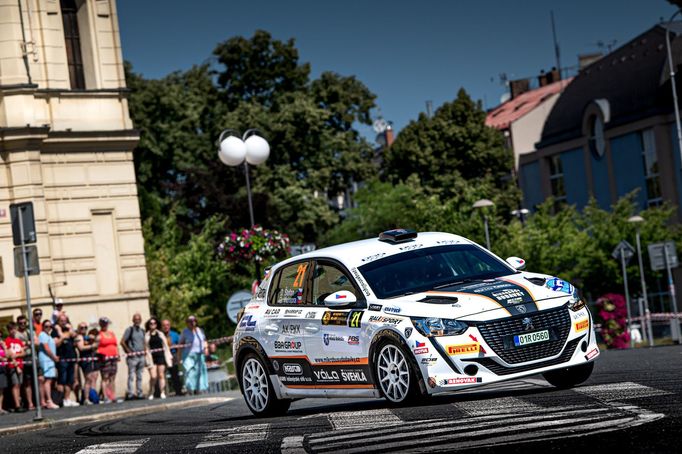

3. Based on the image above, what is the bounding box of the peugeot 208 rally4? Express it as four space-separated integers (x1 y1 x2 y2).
234 230 598 416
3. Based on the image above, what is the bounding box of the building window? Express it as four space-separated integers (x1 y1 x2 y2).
588 115 606 158
641 129 662 207
61 0 85 89
548 154 566 210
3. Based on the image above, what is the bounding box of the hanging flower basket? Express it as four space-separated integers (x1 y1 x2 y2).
218 225 290 264
595 293 630 349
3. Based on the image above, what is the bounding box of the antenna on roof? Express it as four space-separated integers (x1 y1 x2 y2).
550 11 562 80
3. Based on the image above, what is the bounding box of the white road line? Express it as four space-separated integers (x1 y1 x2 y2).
309 406 612 448
573 381 671 402
75 438 149 454
326 408 401 430
453 396 544 416
281 436 306 454
195 423 269 449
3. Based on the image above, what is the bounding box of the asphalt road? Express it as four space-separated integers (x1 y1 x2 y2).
3 345 681 453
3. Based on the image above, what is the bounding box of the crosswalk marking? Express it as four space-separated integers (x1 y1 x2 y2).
573 381 671 402
75 438 149 454
453 396 544 416
195 423 269 449
326 408 401 430
281 436 306 454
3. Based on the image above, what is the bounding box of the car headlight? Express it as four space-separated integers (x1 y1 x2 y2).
411 318 468 337
568 294 586 312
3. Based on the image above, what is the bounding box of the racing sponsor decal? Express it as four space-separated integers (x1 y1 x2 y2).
384 306 401 314
246 304 260 309
368 304 383 312
284 309 303 317
398 243 423 251
572 310 587 320
368 315 403 325
420 357 438 366
404 328 413 338
323 333 345 346
348 310 363 328
272 360 280 371
274 340 303 352
238 315 257 332
413 340 429 355
283 363 303 375
347 335 360 345
446 343 479 356
585 347 599 360
574 319 589 332
360 253 386 263
322 311 349 326
440 377 482 385
281 324 301 335
305 311 317 319
546 277 574 294
264 308 281 317
435 278 538 315
293 263 308 287
278 288 302 305
312 356 364 364
468 334 486 354
351 267 372 296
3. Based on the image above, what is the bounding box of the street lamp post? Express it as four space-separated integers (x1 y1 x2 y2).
472 199 494 250
218 129 270 282
628 215 654 347
665 10 682 163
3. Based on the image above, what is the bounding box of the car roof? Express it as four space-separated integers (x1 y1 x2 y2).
275 232 474 271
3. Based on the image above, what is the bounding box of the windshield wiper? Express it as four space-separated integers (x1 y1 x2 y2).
433 278 477 289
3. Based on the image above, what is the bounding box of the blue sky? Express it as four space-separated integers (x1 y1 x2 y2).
118 1 676 141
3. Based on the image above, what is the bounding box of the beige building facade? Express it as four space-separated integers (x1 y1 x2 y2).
0 0 149 395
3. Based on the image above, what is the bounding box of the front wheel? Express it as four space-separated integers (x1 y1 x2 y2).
240 353 291 417
375 341 419 404
542 361 594 389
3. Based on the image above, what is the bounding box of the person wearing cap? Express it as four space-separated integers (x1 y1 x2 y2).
178 315 209 394
51 299 65 325
96 317 118 403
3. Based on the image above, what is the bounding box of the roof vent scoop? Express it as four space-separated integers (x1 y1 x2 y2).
379 229 418 243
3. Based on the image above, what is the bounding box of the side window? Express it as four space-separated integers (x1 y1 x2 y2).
269 262 310 306
311 262 357 305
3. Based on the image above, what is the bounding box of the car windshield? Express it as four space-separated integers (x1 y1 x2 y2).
358 244 515 299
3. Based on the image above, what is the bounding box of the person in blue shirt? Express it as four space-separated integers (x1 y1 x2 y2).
38 320 60 409
161 319 183 396
178 315 208 394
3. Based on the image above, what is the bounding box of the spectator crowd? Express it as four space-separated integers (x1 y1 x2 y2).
0 301 217 413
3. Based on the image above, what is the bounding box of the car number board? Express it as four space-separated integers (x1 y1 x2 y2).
513 329 550 347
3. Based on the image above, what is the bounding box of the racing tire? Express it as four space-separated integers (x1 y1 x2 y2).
374 340 420 405
240 353 291 417
542 361 594 389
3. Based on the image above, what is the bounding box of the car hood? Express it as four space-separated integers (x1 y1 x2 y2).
386 272 575 321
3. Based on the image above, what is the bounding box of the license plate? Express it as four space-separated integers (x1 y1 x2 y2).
513 329 550 347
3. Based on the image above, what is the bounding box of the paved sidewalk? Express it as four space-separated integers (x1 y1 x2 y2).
0 391 241 437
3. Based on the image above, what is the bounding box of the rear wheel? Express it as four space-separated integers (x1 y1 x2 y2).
240 353 291 417
375 341 419 404
542 361 594 389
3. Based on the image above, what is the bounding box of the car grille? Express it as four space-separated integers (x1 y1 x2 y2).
464 336 584 376
475 305 571 364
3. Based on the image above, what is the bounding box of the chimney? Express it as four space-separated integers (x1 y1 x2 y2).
509 78 530 99
385 124 394 147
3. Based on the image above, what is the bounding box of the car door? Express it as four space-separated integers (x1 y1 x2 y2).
303 259 373 389
262 260 317 388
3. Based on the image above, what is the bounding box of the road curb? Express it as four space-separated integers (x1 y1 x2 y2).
0 397 233 437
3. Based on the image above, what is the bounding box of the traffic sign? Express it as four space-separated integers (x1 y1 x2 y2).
10 202 36 245
226 290 252 324
612 240 635 264
13 245 40 277
647 241 678 271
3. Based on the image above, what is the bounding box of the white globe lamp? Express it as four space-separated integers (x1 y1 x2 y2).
245 134 270 165
218 135 247 166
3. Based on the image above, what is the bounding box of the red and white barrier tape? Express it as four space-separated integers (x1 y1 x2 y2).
0 335 233 367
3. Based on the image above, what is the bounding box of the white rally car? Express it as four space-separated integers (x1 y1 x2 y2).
234 230 599 416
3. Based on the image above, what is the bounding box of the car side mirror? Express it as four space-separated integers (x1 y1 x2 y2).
323 290 357 308
506 256 526 270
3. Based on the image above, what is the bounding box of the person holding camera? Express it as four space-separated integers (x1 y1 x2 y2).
75 324 99 405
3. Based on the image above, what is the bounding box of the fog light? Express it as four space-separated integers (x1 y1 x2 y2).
464 364 479 376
